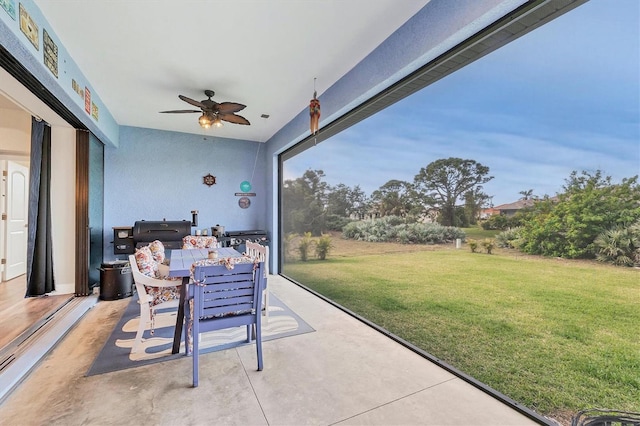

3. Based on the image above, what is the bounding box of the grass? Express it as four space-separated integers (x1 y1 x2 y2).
461 225 500 240
282 233 640 422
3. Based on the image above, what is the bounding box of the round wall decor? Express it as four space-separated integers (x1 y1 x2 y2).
238 196 251 209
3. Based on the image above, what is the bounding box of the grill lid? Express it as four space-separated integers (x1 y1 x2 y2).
132 220 191 242
225 230 267 236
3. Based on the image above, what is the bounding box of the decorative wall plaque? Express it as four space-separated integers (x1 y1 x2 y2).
43 28 58 77
1 0 17 20
203 173 216 186
84 86 91 114
19 3 39 50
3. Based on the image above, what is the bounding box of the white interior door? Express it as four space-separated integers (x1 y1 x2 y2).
3 161 29 281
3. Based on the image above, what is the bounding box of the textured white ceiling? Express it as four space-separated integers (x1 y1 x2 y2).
31 0 430 142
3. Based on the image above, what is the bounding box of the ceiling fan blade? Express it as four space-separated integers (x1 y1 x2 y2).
216 102 246 114
178 95 207 109
159 109 201 114
219 113 250 125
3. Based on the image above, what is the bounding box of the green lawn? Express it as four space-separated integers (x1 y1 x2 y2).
461 226 500 240
283 248 640 419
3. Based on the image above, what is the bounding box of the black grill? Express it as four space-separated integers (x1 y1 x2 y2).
223 230 268 251
132 220 191 250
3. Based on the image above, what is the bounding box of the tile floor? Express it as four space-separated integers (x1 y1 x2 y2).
0 275 544 425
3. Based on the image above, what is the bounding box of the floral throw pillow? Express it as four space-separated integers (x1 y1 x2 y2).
134 246 158 278
182 236 218 249
148 240 165 263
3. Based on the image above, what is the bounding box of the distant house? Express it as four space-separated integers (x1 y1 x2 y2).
481 195 561 219
482 199 536 218
479 207 500 218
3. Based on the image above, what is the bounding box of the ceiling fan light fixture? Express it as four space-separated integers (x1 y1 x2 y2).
162 90 248 128
198 113 212 129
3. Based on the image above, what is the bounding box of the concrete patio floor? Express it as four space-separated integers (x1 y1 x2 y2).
0 275 543 425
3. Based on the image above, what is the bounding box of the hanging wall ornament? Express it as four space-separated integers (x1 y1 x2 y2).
309 78 320 135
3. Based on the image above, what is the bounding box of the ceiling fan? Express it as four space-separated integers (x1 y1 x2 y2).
160 89 250 129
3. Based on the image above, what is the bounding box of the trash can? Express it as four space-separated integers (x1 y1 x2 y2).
99 260 133 300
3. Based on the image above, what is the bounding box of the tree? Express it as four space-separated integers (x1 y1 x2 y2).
518 170 640 259
519 189 534 200
370 180 416 218
325 183 369 219
463 186 491 226
282 169 328 235
348 185 369 220
323 183 370 231
413 158 493 226
325 183 351 217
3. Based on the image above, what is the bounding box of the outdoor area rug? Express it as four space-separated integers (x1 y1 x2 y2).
87 293 314 376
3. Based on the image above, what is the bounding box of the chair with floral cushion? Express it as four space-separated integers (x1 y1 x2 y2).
128 245 182 354
182 235 218 249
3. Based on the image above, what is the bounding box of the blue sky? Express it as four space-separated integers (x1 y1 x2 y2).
283 0 639 206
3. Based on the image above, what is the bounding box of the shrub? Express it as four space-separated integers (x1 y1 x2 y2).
496 227 523 249
315 234 333 260
481 238 496 254
481 214 510 230
594 220 640 266
518 171 640 259
468 239 479 253
298 232 314 261
343 216 465 245
325 214 353 232
282 233 297 262
481 212 528 231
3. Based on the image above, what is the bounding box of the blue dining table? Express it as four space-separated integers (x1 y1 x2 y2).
169 247 243 354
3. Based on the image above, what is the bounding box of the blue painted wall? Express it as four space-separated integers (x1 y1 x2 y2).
103 126 266 260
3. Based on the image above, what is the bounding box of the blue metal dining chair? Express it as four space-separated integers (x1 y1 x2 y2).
186 261 265 387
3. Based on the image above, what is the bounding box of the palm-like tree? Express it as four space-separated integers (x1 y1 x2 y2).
519 189 534 200
594 221 640 266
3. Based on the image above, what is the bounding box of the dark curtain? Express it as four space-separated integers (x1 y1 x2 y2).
26 118 55 297
75 130 91 296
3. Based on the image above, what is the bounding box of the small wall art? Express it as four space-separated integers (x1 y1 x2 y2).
43 29 58 77
0 0 17 20
203 173 216 186
19 3 39 50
